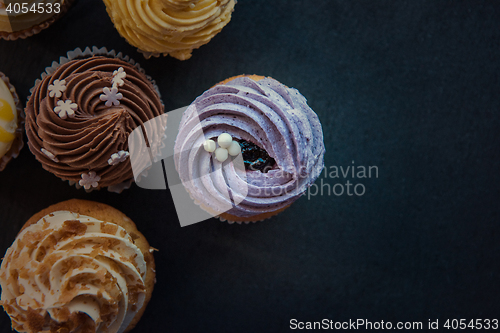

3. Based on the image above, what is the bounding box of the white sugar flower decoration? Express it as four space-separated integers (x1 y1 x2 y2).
112 67 127 88
100 87 123 107
79 171 101 190
41 148 59 162
54 99 77 119
108 150 130 166
48 79 66 98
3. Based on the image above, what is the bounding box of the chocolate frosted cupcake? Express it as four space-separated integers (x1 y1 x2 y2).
25 47 164 192
0 71 23 171
174 75 325 223
0 0 74 40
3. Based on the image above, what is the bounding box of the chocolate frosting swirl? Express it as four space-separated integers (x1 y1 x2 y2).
25 56 163 189
174 76 325 218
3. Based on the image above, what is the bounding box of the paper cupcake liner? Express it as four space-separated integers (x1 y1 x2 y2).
219 199 294 224
218 215 260 225
66 178 134 194
137 49 163 60
29 46 162 193
136 48 193 61
0 0 74 41
0 72 24 172
216 208 286 225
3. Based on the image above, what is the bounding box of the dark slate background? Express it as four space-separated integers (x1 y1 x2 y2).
1 0 499 332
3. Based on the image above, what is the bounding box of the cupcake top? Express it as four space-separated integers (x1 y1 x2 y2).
25 54 164 191
103 0 236 60
0 0 71 39
0 73 18 158
174 76 325 219
0 210 147 333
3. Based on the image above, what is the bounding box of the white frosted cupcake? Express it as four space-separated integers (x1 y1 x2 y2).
0 199 156 333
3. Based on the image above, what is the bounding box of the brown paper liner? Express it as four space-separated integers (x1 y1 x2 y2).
0 0 74 41
0 72 24 172
218 204 291 224
28 46 162 193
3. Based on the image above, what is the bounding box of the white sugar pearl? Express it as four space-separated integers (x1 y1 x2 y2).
218 133 232 148
227 141 241 156
215 148 228 162
203 139 216 152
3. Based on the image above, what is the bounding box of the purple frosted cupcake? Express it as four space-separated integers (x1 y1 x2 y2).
174 74 325 223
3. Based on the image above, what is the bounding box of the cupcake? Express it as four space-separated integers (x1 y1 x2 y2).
0 71 23 171
0 0 73 40
0 199 156 333
25 47 165 193
173 75 325 223
102 0 236 60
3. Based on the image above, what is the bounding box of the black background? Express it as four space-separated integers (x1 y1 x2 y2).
1 0 500 332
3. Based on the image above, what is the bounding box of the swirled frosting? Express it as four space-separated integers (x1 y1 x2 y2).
0 0 69 35
0 211 147 333
174 76 325 218
0 74 18 158
25 55 164 189
102 0 236 60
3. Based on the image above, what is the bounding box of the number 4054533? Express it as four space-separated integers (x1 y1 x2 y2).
443 319 498 330
5 2 61 14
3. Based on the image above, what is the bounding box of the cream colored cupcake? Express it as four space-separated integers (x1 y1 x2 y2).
0 199 156 333
102 0 236 60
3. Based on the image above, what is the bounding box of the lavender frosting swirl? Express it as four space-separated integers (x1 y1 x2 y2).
174 76 325 218
25 56 163 189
